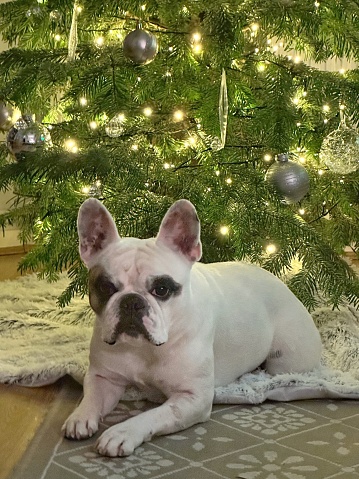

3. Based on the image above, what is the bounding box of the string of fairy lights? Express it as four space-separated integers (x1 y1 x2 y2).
4 0 358 256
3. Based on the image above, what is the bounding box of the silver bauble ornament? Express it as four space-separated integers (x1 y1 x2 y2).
123 26 158 65
7 115 51 156
105 115 125 138
319 123 359 174
0 102 14 130
265 153 310 204
49 10 61 21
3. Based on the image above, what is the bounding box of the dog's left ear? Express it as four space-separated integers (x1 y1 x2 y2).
156 199 202 263
77 198 120 267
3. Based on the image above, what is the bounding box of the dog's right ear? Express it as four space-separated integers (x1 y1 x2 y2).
77 198 120 267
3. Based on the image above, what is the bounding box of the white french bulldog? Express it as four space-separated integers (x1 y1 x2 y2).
63 198 322 457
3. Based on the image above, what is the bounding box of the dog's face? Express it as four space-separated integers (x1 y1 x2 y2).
77 199 202 346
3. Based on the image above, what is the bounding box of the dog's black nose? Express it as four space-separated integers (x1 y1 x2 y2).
119 293 147 312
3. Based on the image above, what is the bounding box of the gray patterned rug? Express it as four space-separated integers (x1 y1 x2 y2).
9 377 359 479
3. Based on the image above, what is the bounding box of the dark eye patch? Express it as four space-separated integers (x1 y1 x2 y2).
89 266 122 313
148 275 182 301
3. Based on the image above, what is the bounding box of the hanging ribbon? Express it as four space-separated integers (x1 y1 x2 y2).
218 68 228 149
67 1 79 61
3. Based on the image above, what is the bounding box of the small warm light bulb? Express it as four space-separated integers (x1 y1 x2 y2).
192 32 201 43
215 170 220 176
80 97 87 106
186 136 197 147
173 110 185 122
95 36 105 47
54 34 61 41
164 162 170 169
131 144 139 151
64 139 78 153
76 5 83 13
294 56 301 63
339 68 346 75
292 97 300 105
323 118 328 124
339 104 345 110
298 208 305 215
226 178 232 184
220 226 229 235
257 62 266 72
266 244 277 254
192 43 202 54
81 186 90 194
318 169 324 175
141 4 146 10
250 23 259 32
264 154 272 162
143 107 153 117
299 156 306 164
302 91 308 97
89 121 97 129
323 104 330 112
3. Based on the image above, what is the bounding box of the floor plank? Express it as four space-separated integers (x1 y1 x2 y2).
0 382 60 479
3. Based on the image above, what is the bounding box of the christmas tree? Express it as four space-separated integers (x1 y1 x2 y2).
0 0 359 310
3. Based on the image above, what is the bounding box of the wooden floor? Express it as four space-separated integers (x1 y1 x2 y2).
0 247 61 479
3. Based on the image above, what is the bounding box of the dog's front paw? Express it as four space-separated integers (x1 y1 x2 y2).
62 410 99 440
96 424 147 457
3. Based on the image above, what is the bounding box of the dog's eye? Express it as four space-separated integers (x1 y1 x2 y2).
148 275 182 301
98 280 118 298
151 285 171 299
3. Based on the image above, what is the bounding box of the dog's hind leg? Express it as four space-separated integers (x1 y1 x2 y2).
265 315 322 375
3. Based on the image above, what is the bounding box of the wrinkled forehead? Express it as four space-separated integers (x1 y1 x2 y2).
92 237 190 285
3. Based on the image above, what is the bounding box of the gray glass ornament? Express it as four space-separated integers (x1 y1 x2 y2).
49 10 61 21
265 153 310 204
0 102 13 130
123 27 158 65
105 115 125 138
7 115 51 156
319 123 359 174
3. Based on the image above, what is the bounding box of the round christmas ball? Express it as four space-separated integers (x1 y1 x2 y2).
123 27 158 65
319 124 359 174
0 102 14 130
265 153 310 204
7 115 51 156
105 115 125 138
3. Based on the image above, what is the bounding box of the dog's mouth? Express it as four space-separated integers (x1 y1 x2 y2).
104 330 165 347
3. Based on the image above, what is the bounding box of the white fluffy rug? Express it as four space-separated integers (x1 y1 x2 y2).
1 274 359 404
